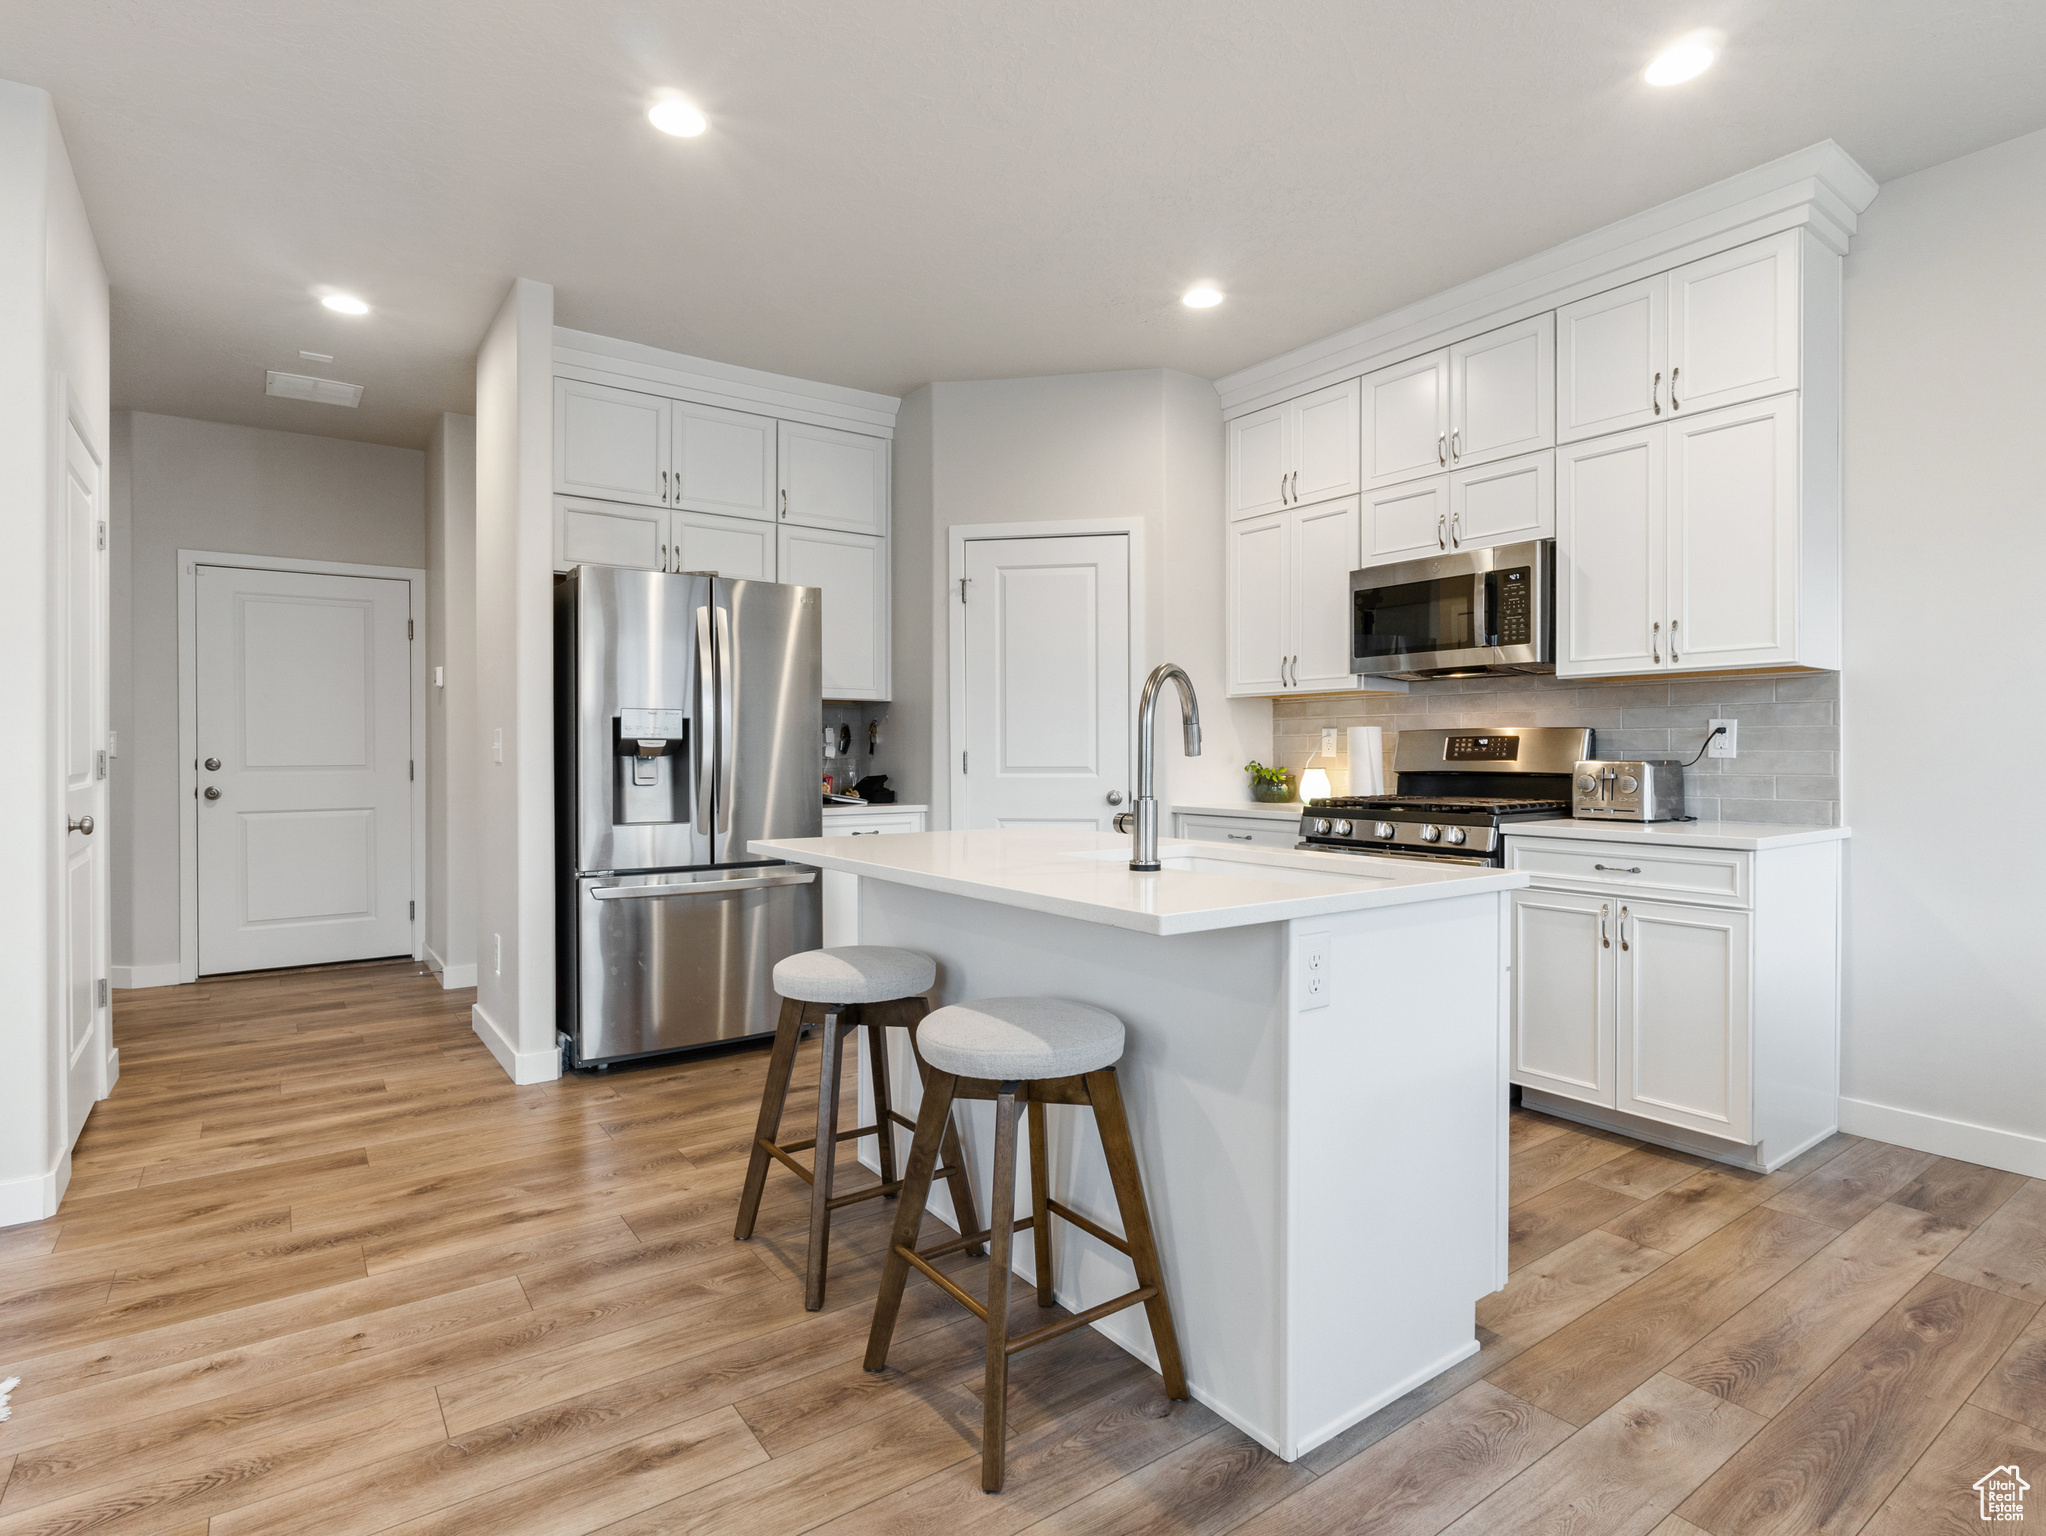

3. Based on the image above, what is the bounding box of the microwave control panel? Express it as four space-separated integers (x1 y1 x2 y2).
1495 569 1532 646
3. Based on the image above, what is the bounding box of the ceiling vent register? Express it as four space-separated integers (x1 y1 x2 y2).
264 370 362 408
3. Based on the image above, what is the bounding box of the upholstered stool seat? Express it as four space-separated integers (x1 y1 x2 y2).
914 997 1124 1081
772 946 936 1006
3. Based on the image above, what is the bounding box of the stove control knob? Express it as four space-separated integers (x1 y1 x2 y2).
1373 821 1396 839
1576 774 1598 793
1331 820 1353 837
1311 818 1331 836
1419 824 1442 843
1619 775 1639 794
1443 827 1468 846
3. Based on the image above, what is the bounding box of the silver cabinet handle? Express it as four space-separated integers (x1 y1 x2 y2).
590 870 817 900
1599 902 1610 948
1106 790 1124 805
202 788 220 801
661 470 669 501
695 605 716 834
1291 470 1299 501
780 488 788 518
1652 372 1662 415
1671 367 1680 411
1450 510 1461 548
69 814 95 834
1594 864 1642 874
1652 621 1661 664
1450 429 1460 462
659 543 667 571
1437 432 1446 467
1619 904 1631 951
1670 618 1679 663
1227 832 1254 841
1436 513 1447 551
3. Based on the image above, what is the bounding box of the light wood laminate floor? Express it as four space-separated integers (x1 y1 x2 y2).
0 959 2041 1534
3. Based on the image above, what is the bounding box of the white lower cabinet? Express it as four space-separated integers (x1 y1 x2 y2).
778 525 889 701
1506 830 1840 1171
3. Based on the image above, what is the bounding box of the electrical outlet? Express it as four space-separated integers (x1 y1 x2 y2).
1297 932 1332 1010
493 728 504 764
434 666 444 688
493 934 503 976
1708 718 1738 758
1320 728 1339 757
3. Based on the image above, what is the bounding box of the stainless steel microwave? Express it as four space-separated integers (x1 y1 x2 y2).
1350 539 1555 682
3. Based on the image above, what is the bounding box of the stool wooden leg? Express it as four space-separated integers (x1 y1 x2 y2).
906 1007 985 1257
865 1070 958 1372
803 1011 856 1311
865 1017 899 1193
1027 1099 1055 1308
982 1085 1021 1492
1084 1068 1189 1400
734 997 808 1242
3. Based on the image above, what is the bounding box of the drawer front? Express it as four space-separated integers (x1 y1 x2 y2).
823 812 924 836
1176 814 1301 849
1507 836 1749 906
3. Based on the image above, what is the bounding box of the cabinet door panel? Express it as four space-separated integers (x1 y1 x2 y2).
555 496 665 574
1511 889 1615 1107
1669 232 1799 417
1557 279 1667 443
1449 451 1553 552
1226 513 1290 695
1292 379 1361 506
1450 314 1553 468
1228 403 1290 520
1363 350 1450 488
673 402 777 521
778 527 887 699
778 422 888 535
672 508 774 581
1667 395 1798 671
555 381 668 506
1558 428 1663 676
1363 476 1450 564
1617 900 1751 1142
1291 498 1360 691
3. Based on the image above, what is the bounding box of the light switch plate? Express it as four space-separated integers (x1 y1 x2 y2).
1708 719 1738 758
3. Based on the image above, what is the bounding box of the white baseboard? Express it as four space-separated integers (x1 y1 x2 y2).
103 1048 119 1095
0 1146 70 1229
472 1001 561 1085
111 963 183 991
424 946 478 991
1839 1096 2046 1180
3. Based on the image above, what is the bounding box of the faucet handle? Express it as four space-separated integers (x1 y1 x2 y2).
1112 812 1134 834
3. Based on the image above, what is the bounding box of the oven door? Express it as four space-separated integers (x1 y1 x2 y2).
1350 540 1552 680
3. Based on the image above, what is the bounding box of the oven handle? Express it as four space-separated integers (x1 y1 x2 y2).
591 870 817 900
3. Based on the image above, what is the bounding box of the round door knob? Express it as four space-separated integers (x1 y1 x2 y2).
205 757 222 772
1576 774 1597 792
1444 827 1468 846
1311 818 1331 835
1106 790 1124 805
204 787 222 801
1419 824 1442 842
68 814 94 835
1332 820 1353 837
1619 775 1639 793
1373 821 1395 839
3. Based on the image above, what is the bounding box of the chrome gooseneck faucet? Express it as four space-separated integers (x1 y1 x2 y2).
1124 663 1202 871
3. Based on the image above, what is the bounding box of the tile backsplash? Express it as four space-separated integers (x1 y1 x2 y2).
1271 671 1840 827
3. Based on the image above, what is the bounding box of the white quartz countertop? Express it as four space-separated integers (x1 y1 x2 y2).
1171 802 1307 822
1502 818 1851 852
750 828 1525 937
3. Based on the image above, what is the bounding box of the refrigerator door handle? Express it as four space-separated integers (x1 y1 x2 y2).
590 870 816 900
716 604 736 837
695 604 716 839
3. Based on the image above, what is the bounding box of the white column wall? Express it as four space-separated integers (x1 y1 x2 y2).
426 412 478 988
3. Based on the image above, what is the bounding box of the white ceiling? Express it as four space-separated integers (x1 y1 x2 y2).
7 1 2045 448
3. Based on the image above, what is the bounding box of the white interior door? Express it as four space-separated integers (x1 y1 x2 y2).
959 534 1130 829
61 420 110 1142
196 566 414 973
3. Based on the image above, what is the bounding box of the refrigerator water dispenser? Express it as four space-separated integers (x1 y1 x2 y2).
613 707 688 823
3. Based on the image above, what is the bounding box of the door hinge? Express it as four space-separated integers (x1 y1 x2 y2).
96 749 107 781
409 759 415 781
961 750 968 774
959 577 970 603
96 977 108 1008
97 521 107 551
409 900 416 920
407 619 414 640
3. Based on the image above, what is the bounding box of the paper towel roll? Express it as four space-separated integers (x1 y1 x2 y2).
1347 727 1386 796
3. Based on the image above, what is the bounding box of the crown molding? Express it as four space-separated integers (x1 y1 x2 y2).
553 328 900 437
1214 140 1879 419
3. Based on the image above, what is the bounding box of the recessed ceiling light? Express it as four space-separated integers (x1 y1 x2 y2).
321 294 370 315
1182 286 1224 309
649 96 707 137
1644 36 1716 86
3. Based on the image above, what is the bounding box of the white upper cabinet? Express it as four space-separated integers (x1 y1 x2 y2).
1225 379 1359 519
1227 498 1372 696
1668 233 1800 418
778 421 888 536
1290 498 1363 692
1225 513 1291 694
1557 427 1664 676
555 381 669 506
1363 475 1450 565
671 507 775 581
672 402 777 522
1557 278 1668 443
1665 394 1799 672
1448 450 1554 554
1448 315 1554 469
1363 350 1450 488
778 525 888 700
555 495 667 573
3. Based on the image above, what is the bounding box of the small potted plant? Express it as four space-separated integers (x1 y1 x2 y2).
1244 760 1295 804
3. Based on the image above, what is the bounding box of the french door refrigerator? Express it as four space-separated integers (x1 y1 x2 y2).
555 566 822 1066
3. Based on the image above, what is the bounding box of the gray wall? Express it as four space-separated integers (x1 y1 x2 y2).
425 413 477 984
110 411 425 979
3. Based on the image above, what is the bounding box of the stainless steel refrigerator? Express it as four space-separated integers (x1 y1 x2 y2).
555 566 822 1066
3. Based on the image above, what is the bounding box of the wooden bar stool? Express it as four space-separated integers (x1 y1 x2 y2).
734 946 982 1311
863 997 1188 1492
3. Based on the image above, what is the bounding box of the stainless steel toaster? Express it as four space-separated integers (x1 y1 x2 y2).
1573 759 1686 821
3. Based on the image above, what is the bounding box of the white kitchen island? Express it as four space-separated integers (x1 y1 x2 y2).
748 828 1528 1462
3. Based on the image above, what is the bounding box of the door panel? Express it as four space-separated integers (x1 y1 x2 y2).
1617 900 1751 1141
673 402 777 521
1450 452 1553 552
196 566 413 972
1669 232 1799 417
61 421 108 1140
1667 395 1799 671
555 496 666 573
1558 428 1663 676
1363 350 1450 488
1227 403 1289 520
776 526 887 699
671 508 774 580
555 380 668 506
1511 889 1615 1107
1227 513 1290 694
713 578 823 864
777 421 887 535
1557 278 1667 442
1363 475 1450 564
1450 315 1553 468
1291 499 1360 691
960 534 1130 829
1292 379 1361 506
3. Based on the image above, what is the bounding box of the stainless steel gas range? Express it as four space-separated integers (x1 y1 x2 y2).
1296 727 1592 866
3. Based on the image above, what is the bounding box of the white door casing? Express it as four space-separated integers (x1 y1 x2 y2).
195 566 415 973
957 533 1131 830
61 418 111 1142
